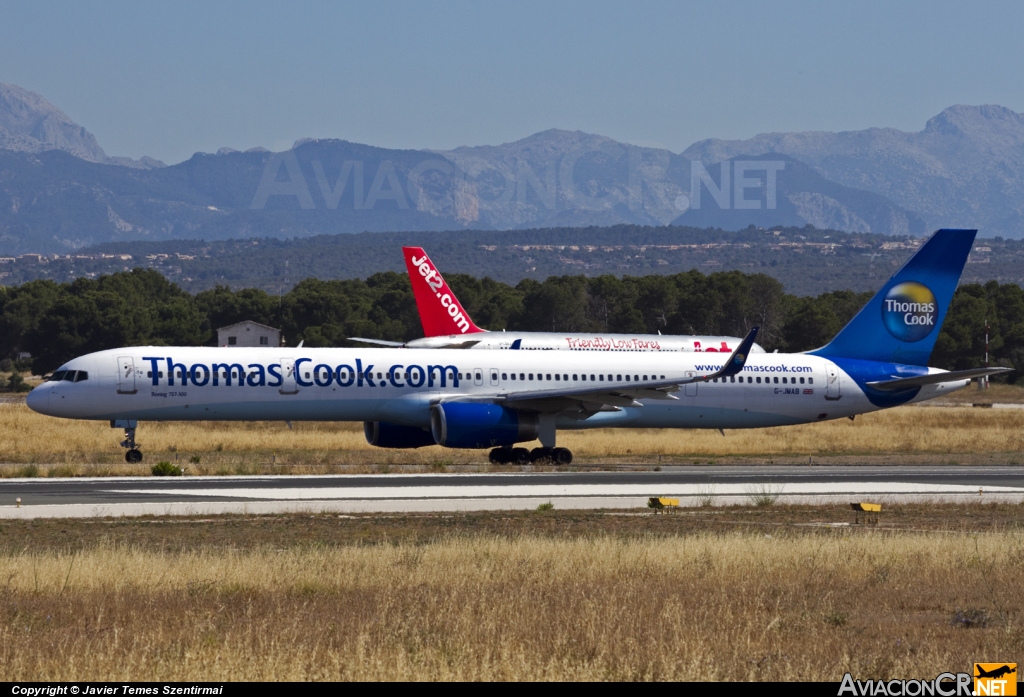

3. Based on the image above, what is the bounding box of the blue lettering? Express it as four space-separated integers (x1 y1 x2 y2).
407 365 425 388
246 364 266 387
389 364 405 387
143 357 162 385
314 363 334 387
356 359 375 387
267 363 283 387
167 358 188 387
428 364 458 388
294 358 313 387
190 364 210 386
212 362 245 387
335 364 355 387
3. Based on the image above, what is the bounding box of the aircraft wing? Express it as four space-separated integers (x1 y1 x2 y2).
441 326 759 414
866 367 1012 391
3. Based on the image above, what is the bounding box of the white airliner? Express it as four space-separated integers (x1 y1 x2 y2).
27 229 1007 466
348 246 764 354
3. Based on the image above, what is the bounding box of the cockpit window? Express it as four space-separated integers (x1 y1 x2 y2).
48 371 67 382
75 371 88 382
63 371 77 382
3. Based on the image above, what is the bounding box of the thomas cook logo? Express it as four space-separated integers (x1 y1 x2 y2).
974 664 1017 696
882 281 938 342
734 353 746 366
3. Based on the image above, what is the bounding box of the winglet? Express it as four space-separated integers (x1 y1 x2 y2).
681 326 760 383
403 247 484 337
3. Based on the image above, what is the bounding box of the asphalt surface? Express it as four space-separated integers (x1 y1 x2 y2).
1 466 1022 508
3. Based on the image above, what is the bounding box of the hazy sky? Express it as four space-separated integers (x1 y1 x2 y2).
2 0 1022 164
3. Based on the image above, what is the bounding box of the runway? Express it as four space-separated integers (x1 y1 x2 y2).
1 465 1023 518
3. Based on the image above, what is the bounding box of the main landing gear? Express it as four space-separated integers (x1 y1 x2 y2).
112 419 143 463
488 446 573 465
489 447 531 465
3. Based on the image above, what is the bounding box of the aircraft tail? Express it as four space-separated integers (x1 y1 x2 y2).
810 229 976 366
403 247 484 337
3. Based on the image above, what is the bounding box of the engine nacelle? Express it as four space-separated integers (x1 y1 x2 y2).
364 421 436 449
430 403 539 449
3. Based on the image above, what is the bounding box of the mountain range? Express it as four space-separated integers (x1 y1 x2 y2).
0 82 1021 255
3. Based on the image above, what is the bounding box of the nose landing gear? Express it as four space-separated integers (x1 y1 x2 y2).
112 419 142 463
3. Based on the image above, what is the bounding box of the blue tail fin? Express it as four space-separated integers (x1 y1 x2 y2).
810 229 976 366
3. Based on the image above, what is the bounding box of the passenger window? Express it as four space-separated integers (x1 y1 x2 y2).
782 377 787 384
643 375 647 381
617 374 622 381
148 371 153 378
546 374 551 380
378 373 382 379
178 371 185 379
774 377 779 384
529 373 534 380
756 377 761 384
809 378 814 384
475 372 482 381
305 372 310 379
599 375 604 381
799 378 805 384
555 374 560 381
625 375 630 382
634 375 638 381
75 371 88 382
573 374 578 381
502 373 507 380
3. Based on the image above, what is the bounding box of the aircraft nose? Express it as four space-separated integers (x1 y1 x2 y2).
24 385 49 415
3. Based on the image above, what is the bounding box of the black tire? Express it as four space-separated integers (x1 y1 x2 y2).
530 447 551 463
489 448 509 465
553 448 573 465
125 449 143 464
511 448 531 465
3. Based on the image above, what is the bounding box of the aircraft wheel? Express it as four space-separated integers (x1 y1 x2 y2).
125 449 143 464
511 447 531 465
530 447 552 463
553 447 573 465
489 448 510 465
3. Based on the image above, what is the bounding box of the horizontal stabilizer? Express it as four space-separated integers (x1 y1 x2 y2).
347 337 406 347
866 367 1013 391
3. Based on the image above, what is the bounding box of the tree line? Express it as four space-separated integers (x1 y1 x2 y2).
1 267 1020 380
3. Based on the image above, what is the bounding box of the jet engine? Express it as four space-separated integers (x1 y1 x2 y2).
364 421 437 448
430 403 539 449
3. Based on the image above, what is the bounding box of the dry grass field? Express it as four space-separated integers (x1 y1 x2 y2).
1 398 1023 475
1 516 1022 681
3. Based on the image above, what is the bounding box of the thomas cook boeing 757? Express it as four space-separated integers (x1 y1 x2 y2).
27 229 1008 465
347 246 765 354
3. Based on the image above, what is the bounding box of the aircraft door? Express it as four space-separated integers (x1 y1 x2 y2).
825 365 841 401
489 368 499 386
279 358 298 394
117 356 137 394
474 369 483 386
684 371 698 397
